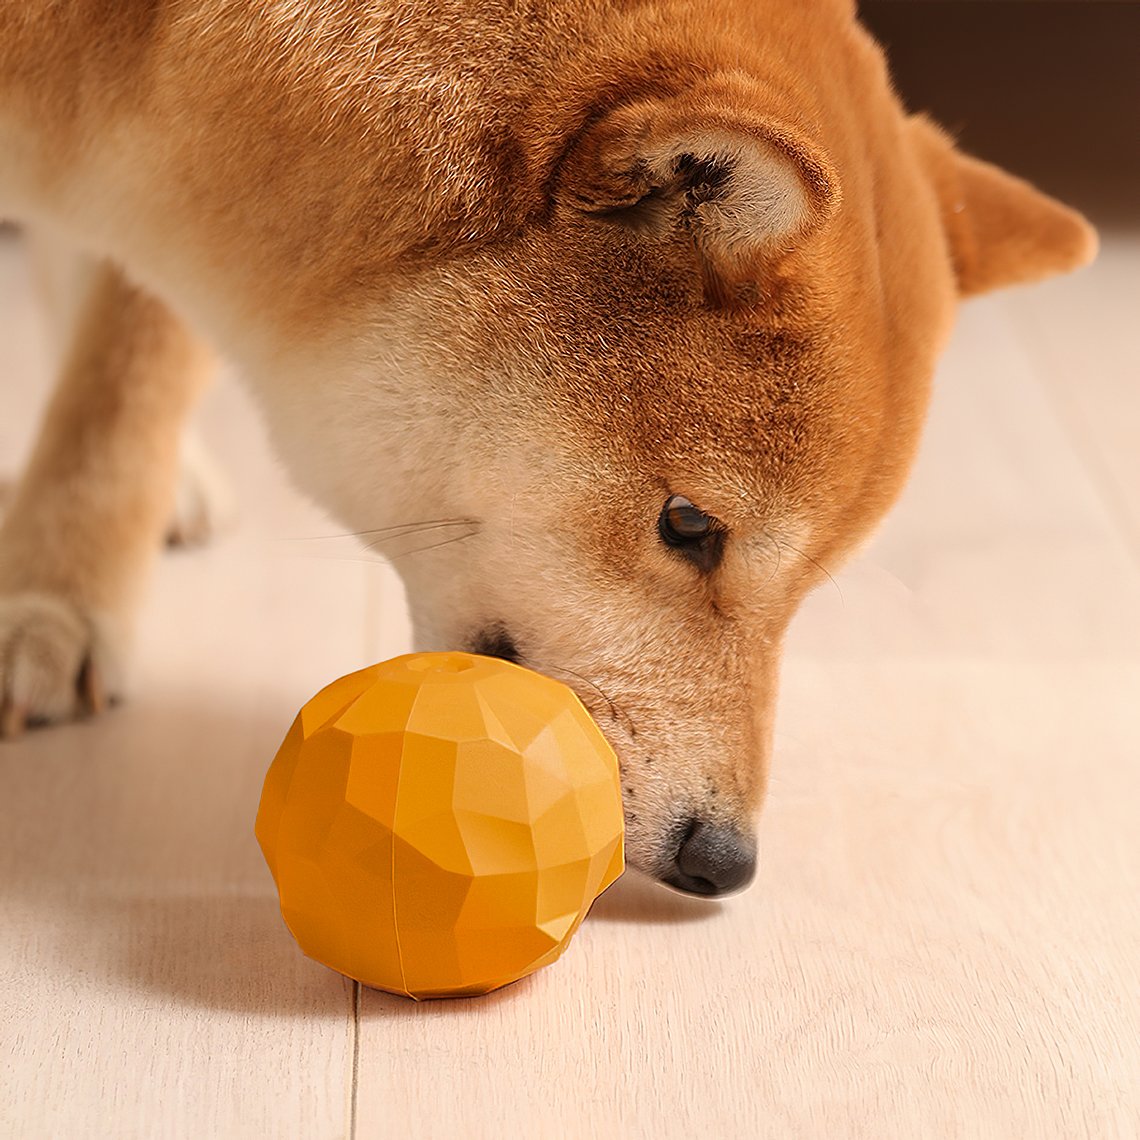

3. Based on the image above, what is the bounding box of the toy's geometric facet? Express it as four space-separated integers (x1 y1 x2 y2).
256 653 624 1000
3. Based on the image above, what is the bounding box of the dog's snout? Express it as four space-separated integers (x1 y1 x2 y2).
663 820 757 898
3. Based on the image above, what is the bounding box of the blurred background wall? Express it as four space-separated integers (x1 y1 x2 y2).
859 1 1140 227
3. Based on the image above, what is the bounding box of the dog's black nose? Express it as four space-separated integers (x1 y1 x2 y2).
663 820 757 897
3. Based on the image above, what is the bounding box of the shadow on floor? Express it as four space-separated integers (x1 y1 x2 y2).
588 867 725 926
1 689 720 1018
100 892 351 1018
0 694 351 1017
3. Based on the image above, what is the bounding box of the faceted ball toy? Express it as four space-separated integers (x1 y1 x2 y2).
256 652 624 999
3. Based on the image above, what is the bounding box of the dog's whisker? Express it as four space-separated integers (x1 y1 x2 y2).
287 518 481 543
770 534 843 604
284 519 481 562
358 519 482 543
382 527 482 561
543 663 637 738
762 529 784 587
289 554 391 565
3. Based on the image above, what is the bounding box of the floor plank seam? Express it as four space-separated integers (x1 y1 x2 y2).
350 981 362 1140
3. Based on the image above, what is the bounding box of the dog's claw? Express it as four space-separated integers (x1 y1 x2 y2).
1 701 28 740
79 659 106 717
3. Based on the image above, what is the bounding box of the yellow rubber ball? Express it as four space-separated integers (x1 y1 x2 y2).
256 652 624 999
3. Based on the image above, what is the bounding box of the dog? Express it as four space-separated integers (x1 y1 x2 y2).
0 1 1095 895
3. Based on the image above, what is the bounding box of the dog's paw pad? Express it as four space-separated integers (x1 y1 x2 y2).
0 593 123 737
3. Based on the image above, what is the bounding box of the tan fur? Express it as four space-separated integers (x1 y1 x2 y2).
0 261 212 728
0 2 1095 884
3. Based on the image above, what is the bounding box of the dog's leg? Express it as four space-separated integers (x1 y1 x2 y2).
165 429 235 550
0 260 212 737
26 233 231 552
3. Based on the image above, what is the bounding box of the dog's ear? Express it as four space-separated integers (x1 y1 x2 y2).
909 115 1097 297
556 90 839 300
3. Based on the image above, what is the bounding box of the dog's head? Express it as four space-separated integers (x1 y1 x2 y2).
284 25 1094 895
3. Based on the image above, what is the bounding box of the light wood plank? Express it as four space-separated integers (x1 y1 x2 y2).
1002 232 1140 555
0 517 368 1140
352 666 1140 1139
0 245 379 1137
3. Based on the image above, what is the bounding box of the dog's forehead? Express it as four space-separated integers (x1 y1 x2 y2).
548 310 836 505
436 237 862 516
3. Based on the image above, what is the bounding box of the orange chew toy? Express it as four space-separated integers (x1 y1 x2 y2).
256 652 624 999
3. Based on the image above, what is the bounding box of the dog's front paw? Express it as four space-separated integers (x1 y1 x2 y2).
0 592 124 737
165 435 234 549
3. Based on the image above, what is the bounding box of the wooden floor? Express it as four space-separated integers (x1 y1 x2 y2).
1 219 1138 1137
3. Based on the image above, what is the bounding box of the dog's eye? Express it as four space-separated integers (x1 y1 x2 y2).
658 495 725 572
660 495 712 543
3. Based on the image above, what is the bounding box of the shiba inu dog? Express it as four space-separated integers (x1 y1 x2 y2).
0 2 1095 895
